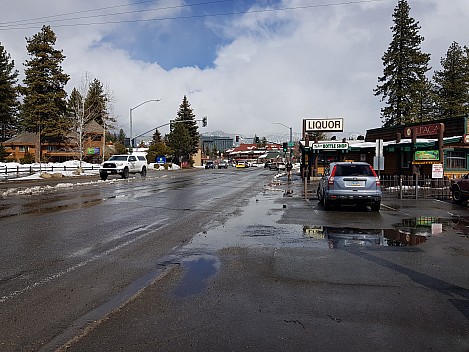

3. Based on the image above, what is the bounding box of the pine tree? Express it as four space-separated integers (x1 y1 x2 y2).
167 96 199 164
147 128 172 164
374 0 431 127
0 42 19 140
167 121 193 165
19 25 70 161
84 78 108 126
150 129 162 145
433 41 469 119
117 128 126 144
175 95 199 150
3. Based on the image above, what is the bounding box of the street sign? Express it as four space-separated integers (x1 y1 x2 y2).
156 156 166 164
432 164 444 179
373 156 384 171
288 141 294 147
312 142 348 150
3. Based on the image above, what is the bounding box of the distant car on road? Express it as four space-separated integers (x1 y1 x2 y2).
451 173 469 203
235 161 247 169
218 160 228 169
205 161 215 169
317 162 382 211
269 162 285 171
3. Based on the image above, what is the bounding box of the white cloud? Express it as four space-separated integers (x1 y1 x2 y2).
1 0 469 140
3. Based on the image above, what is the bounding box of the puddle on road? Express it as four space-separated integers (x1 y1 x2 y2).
171 254 220 298
303 215 467 249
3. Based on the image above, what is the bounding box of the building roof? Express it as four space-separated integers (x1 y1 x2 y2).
226 143 282 154
2 121 104 146
83 120 105 134
2 132 36 146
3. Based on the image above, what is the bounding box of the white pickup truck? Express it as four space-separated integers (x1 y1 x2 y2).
99 154 147 180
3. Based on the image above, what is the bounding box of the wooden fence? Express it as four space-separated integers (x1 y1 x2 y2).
0 165 100 179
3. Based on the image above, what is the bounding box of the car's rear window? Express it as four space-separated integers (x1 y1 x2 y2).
335 164 373 177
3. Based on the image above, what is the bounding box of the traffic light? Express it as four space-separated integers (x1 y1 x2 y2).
283 142 288 152
202 116 207 127
255 136 260 143
235 135 239 143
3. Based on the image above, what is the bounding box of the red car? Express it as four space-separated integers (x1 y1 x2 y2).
451 174 469 203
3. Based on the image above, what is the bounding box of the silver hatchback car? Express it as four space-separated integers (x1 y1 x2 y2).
317 162 382 211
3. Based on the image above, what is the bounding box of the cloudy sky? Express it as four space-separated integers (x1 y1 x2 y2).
1 0 469 140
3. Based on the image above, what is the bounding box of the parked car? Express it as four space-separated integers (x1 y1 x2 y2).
218 160 229 169
317 162 382 211
450 173 469 203
235 161 247 168
205 161 215 169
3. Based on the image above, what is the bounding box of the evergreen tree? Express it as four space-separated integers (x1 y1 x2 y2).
84 78 109 126
117 128 126 144
374 0 431 127
433 41 469 119
167 96 199 164
0 42 19 140
167 121 194 165
19 26 70 161
147 128 172 164
175 95 199 151
149 129 162 145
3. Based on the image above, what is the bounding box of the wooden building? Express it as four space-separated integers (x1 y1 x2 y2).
2 120 106 163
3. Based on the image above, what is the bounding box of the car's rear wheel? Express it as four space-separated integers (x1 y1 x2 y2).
100 172 108 181
452 186 467 203
122 167 129 179
140 166 147 178
371 201 381 212
323 196 331 210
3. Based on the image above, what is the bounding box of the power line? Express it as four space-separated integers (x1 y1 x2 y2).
0 0 235 28
0 0 385 31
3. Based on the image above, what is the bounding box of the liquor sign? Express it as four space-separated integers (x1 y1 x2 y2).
304 118 344 132
312 142 348 150
415 150 439 161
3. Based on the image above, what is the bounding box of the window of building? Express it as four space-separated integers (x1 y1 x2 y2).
19 146 25 152
46 146 57 152
401 151 412 169
445 151 466 169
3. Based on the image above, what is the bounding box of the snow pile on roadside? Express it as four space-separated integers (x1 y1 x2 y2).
0 178 125 197
149 163 181 171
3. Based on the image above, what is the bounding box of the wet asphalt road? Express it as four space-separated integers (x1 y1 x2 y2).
0 168 468 351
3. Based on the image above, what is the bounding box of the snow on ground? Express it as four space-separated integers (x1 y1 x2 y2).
0 160 181 197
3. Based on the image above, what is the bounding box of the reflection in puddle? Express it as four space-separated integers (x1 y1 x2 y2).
172 255 220 298
304 216 466 249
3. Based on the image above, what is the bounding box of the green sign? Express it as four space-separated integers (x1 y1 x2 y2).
415 150 439 161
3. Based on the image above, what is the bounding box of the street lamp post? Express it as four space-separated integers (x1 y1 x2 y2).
273 122 293 159
129 99 161 149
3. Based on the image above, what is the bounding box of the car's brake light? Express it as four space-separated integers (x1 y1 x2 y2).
328 165 337 185
370 166 381 186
